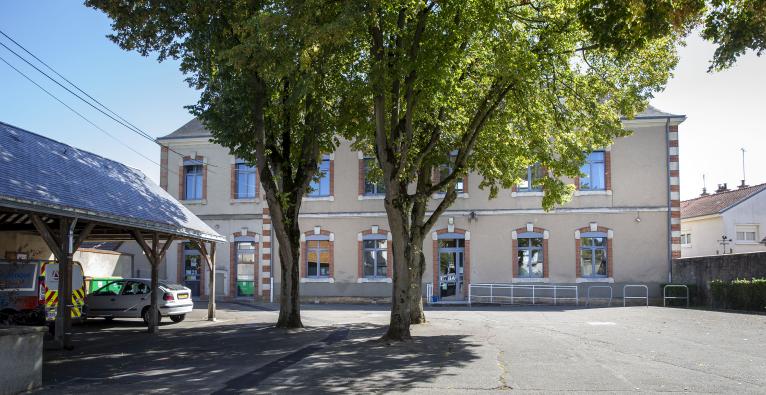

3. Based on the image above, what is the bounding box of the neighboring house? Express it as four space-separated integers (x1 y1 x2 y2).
158 105 685 301
680 183 766 257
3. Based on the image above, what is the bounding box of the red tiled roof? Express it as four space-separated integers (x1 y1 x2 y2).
681 183 766 219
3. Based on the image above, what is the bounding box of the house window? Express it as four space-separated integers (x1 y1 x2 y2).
517 233 544 278
735 225 758 243
518 164 544 192
235 160 257 199
362 236 388 278
681 233 691 245
309 155 331 197
437 151 464 193
579 151 605 191
580 233 608 278
236 241 256 297
184 160 204 200
363 157 386 196
306 237 331 277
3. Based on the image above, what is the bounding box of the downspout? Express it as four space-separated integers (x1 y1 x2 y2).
665 117 673 283
270 229 275 303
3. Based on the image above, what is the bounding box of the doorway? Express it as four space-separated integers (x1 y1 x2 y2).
438 238 464 299
183 243 201 297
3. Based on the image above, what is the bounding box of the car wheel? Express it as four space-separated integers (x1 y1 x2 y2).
141 307 162 325
169 314 185 323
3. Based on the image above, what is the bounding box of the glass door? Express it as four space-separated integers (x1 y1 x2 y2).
438 238 465 299
183 244 201 297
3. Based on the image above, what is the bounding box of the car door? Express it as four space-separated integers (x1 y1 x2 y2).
88 280 125 317
117 281 150 317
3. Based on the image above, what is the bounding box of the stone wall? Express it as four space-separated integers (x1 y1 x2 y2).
0 326 47 395
672 252 766 305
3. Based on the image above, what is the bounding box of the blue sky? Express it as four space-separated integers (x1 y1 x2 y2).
1 2 764 201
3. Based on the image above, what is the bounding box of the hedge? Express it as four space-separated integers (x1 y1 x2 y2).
710 278 766 312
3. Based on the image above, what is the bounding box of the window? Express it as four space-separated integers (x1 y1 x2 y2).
579 151 605 191
580 233 608 278
236 241 256 296
122 281 150 295
437 152 464 193
309 155 331 197
184 160 204 200
235 160 257 199
516 233 544 278
518 164 544 192
363 157 386 196
362 236 388 278
681 233 692 245
736 225 758 243
306 238 331 277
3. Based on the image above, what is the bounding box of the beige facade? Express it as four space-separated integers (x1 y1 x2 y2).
157 111 684 301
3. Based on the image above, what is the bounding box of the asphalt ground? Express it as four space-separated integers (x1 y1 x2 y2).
38 303 766 394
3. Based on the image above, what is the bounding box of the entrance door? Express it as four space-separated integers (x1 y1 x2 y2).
183 246 201 297
438 238 465 299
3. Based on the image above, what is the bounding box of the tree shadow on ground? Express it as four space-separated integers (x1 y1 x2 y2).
42 319 481 394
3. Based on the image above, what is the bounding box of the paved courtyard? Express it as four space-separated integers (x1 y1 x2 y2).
39 303 766 394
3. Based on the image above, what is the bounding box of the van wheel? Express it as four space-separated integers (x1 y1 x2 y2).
169 314 185 323
141 307 161 325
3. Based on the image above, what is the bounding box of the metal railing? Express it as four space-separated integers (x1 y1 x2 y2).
586 285 613 307
623 284 649 306
468 283 579 306
663 284 689 307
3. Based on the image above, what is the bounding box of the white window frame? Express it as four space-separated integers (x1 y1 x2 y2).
735 224 759 244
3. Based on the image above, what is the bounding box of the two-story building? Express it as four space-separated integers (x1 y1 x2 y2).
157 106 685 301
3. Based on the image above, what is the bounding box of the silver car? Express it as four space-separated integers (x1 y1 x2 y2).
85 278 193 324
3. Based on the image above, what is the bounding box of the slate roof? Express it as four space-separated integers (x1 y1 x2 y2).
159 106 684 140
0 121 224 241
681 183 766 219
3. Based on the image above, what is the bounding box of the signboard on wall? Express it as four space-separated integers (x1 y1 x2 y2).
0 261 37 291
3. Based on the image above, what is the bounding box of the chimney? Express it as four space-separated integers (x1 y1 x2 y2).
739 180 749 189
716 183 729 193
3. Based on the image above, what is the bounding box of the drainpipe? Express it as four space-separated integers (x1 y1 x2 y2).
270 230 275 303
665 117 673 283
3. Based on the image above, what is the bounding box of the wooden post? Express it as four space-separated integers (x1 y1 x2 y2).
58 219 73 348
208 242 216 321
132 231 174 334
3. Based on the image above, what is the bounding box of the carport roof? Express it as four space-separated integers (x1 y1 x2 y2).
0 121 224 242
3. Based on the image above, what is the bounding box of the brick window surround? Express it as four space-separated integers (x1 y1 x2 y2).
179 155 207 200
357 227 393 279
575 225 614 278
431 228 470 297
230 231 259 299
231 161 258 200
575 150 611 191
511 226 549 278
300 229 334 278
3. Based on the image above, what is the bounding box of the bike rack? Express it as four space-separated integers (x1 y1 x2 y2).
623 284 649 306
663 284 689 307
586 285 613 307
426 283 434 305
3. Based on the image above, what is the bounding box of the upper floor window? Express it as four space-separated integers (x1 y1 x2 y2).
518 164 544 192
363 157 386 196
362 235 388 278
517 232 544 278
306 236 331 277
309 155 331 197
437 151 465 193
235 159 257 199
184 160 204 200
580 232 608 278
579 151 605 191
680 233 692 245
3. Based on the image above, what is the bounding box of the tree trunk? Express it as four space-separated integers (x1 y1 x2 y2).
409 249 426 324
382 201 413 341
275 220 303 329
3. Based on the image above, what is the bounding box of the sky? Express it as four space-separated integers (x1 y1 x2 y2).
1 2 764 201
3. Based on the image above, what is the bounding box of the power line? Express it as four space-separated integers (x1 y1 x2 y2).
0 53 179 177
0 29 217 169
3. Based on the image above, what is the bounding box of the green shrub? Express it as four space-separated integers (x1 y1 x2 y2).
710 278 766 311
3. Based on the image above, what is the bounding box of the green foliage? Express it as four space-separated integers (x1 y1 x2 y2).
702 0 766 70
710 278 766 311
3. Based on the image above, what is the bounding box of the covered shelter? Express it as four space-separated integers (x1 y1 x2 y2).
0 121 224 348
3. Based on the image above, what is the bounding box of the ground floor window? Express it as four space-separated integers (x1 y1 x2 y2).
236 241 256 296
517 233 544 278
580 233 608 278
306 238 331 277
363 236 387 278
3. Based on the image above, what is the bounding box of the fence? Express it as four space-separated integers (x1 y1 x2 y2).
468 283 579 306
